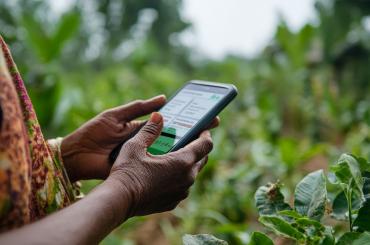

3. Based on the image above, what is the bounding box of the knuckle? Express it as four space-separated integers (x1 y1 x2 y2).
204 138 213 151
180 155 193 168
102 107 115 115
130 100 146 115
100 110 111 118
133 99 144 107
142 123 158 136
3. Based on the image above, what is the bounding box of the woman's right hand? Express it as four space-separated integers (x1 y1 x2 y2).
108 112 213 219
0 111 214 245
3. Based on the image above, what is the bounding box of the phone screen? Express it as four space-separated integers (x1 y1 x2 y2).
148 83 229 155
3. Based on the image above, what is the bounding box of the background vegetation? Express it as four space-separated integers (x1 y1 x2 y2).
0 0 369 244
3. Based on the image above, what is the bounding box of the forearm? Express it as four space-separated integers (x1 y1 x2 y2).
0 179 131 245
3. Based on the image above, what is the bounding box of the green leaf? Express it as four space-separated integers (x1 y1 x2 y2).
295 218 325 242
353 201 370 232
255 182 291 216
21 14 50 62
332 191 362 221
321 235 335 245
49 10 80 61
336 232 361 245
182 234 228 245
321 227 335 245
356 157 370 174
363 177 370 200
353 178 370 231
294 170 327 221
248 232 273 245
259 215 305 242
353 232 370 245
21 10 80 63
278 210 304 219
332 191 349 220
331 154 364 199
296 217 325 231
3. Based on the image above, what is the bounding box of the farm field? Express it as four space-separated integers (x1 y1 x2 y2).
0 0 369 244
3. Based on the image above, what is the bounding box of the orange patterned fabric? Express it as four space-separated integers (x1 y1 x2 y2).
0 36 76 231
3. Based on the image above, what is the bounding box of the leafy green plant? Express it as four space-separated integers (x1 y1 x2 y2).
182 234 228 245
254 154 370 244
185 154 370 244
182 232 275 245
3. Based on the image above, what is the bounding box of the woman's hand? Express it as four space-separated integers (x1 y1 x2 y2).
108 112 214 218
61 95 166 182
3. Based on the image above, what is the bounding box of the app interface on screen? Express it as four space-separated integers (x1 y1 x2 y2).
148 84 228 155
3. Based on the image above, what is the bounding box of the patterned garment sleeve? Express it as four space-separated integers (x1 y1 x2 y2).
47 138 83 200
0 48 13 222
0 35 80 226
0 41 32 228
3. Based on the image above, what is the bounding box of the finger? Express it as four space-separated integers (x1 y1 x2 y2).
111 120 146 141
123 120 146 134
191 156 208 179
205 117 220 130
169 130 213 165
110 95 166 121
130 112 163 147
195 156 208 172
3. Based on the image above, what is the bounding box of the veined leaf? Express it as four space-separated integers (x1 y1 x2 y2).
259 215 305 242
255 182 291 216
294 170 327 221
182 234 228 245
353 232 370 245
248 232 273 245
336 232 361 245
331 154 364 199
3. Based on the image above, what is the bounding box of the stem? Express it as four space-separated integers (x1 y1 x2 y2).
348 189 353 232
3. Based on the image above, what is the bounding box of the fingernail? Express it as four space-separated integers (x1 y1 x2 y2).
154 94 166 100
150 112 162 124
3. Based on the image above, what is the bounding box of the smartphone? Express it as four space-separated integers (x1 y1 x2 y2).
108 80 237 162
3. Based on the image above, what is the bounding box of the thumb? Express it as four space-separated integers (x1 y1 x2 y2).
132 112 163 147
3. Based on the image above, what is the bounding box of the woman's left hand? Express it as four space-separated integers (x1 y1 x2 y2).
61 95 166 182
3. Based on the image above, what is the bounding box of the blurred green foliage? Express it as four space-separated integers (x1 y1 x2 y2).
0 0 369 244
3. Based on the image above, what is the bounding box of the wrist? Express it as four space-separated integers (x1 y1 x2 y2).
60 135 79 181
60 135 74 162
101 175 135 224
